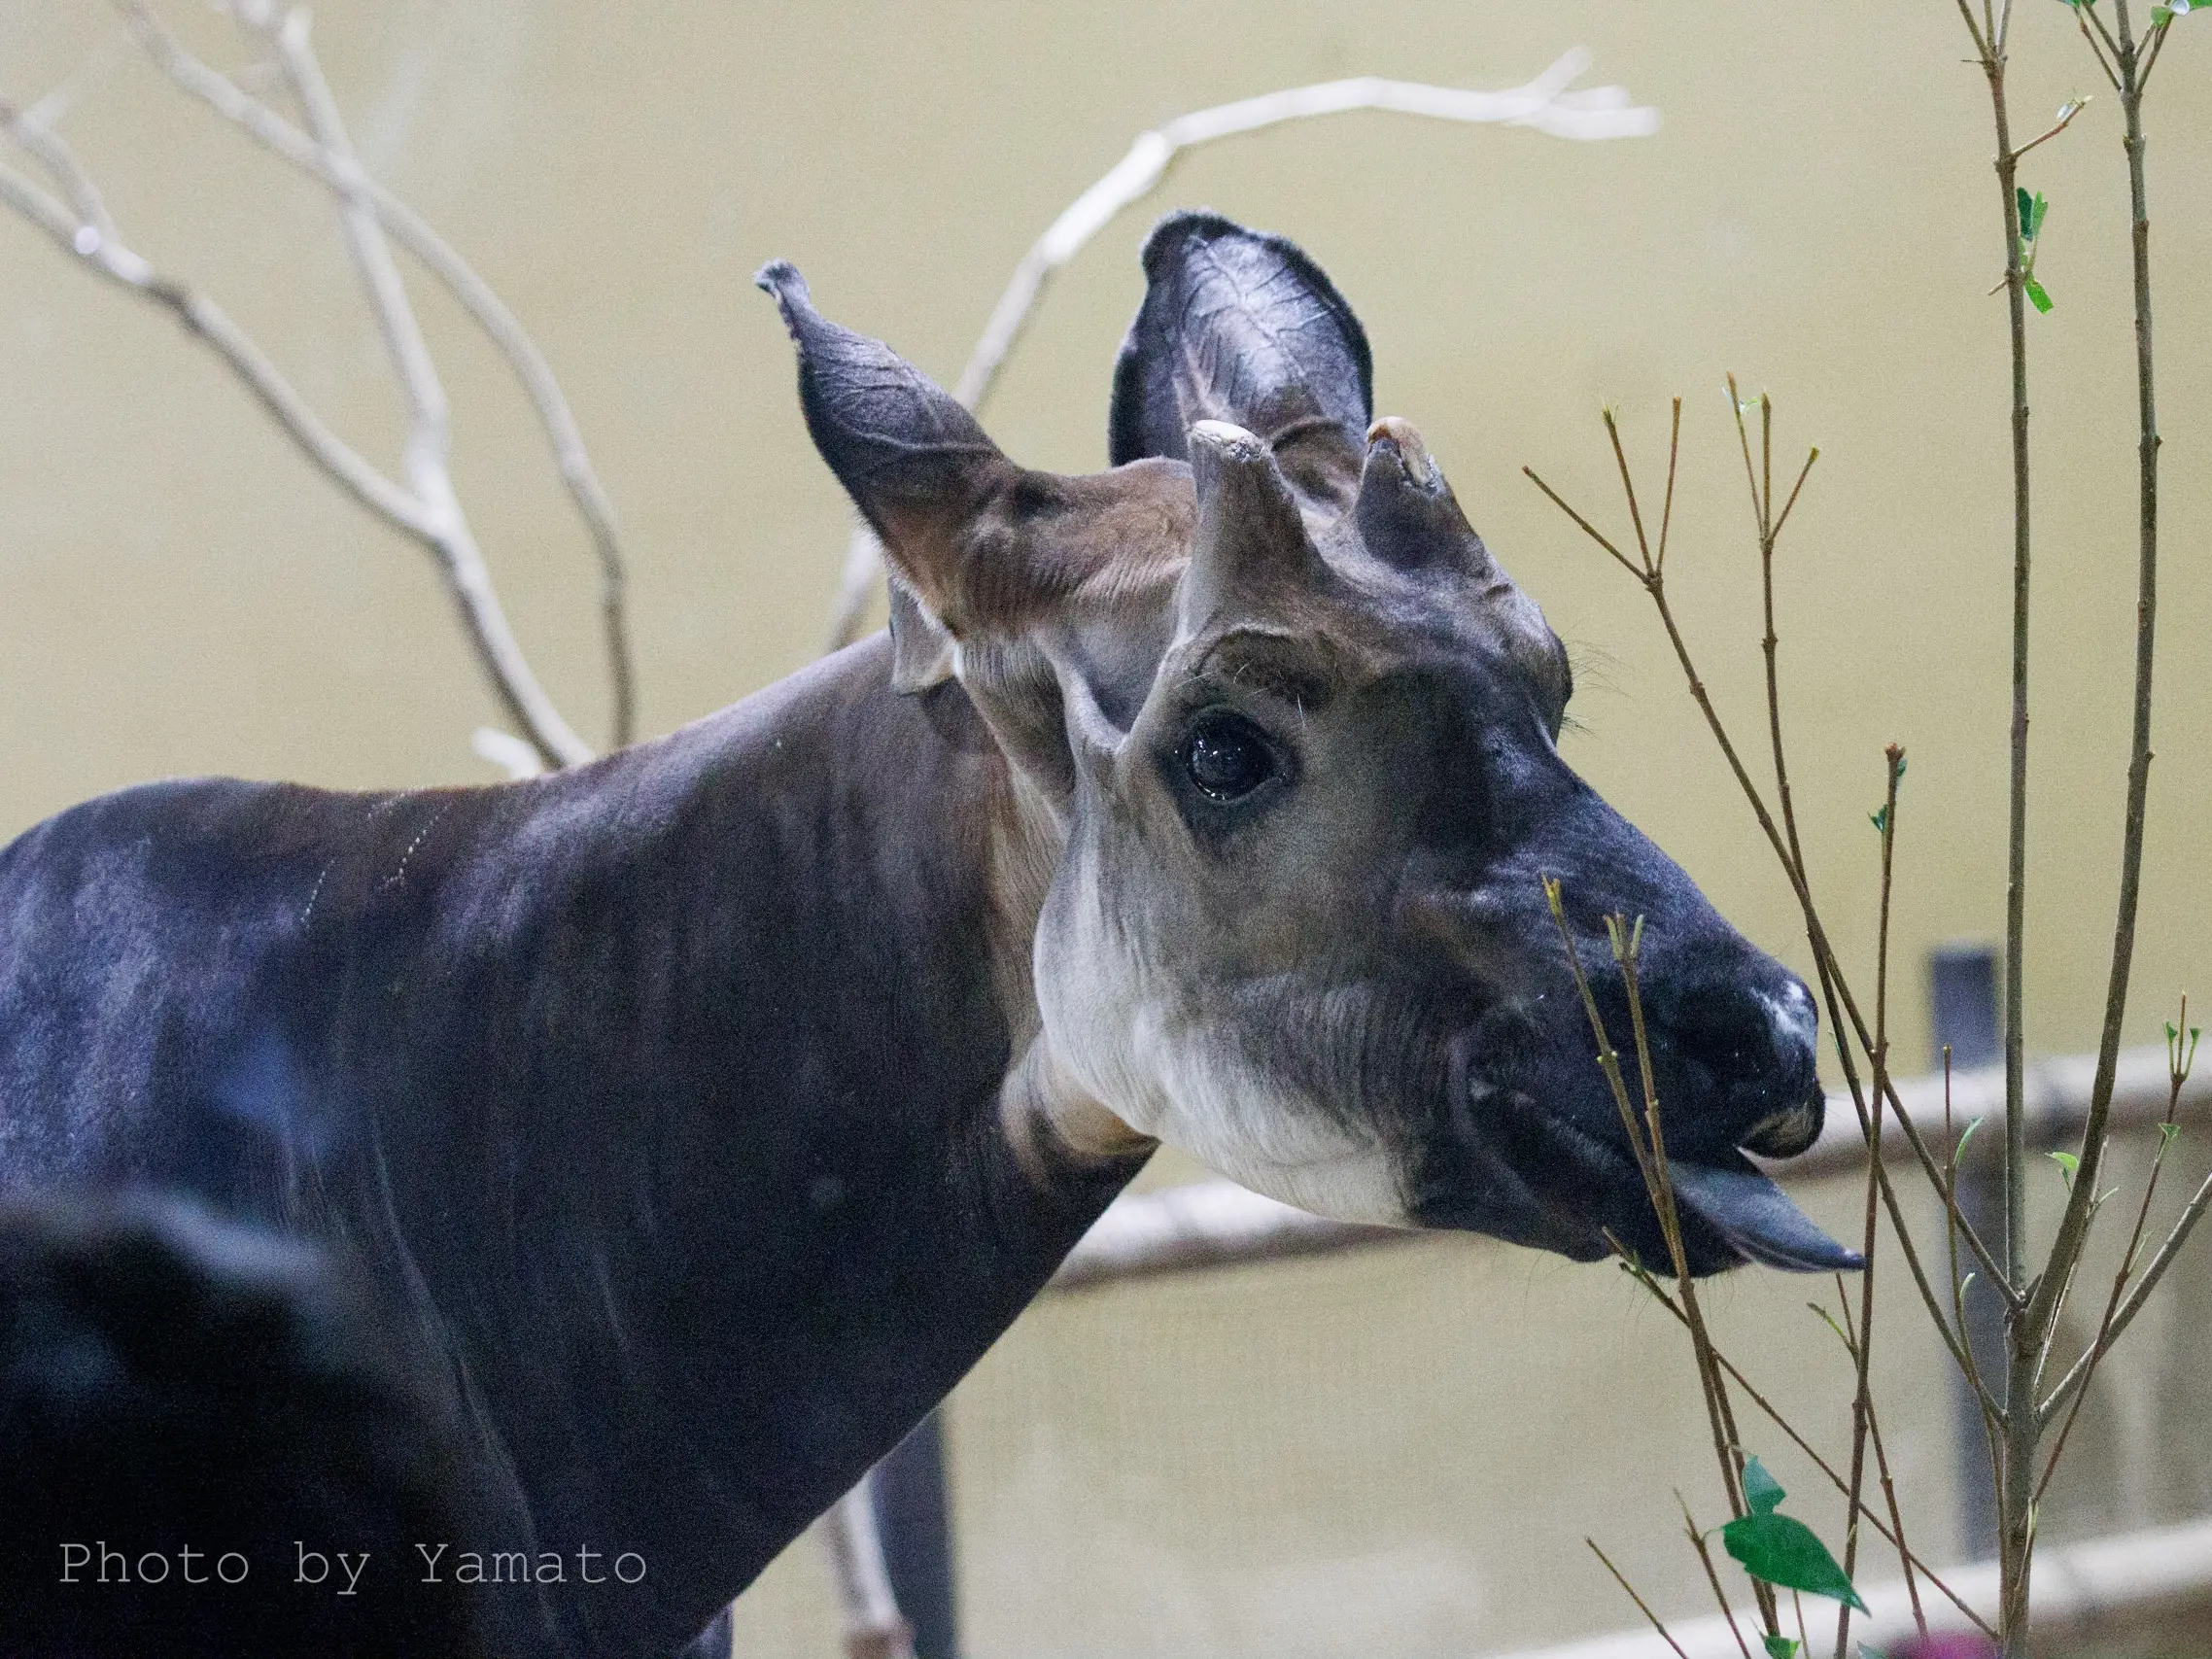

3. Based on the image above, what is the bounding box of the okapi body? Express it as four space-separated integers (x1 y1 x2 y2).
0 214 1851 1658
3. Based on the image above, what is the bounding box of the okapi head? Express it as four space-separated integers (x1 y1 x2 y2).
759 212 1854 1278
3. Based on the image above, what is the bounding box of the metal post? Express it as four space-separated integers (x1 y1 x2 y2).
871 1408 958 1658
1929 944 2004 1560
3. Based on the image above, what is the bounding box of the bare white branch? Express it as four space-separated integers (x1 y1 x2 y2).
811 1473 916 1659
4 15 602 768
823 50 1659 650
241 8 590 769
0 123 434 537
117 0 633 743
471 726 547 781
2 101 121 245
259 9 449 496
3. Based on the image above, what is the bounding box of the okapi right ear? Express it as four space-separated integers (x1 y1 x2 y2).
757 261 1019 633
1108 212 1374 510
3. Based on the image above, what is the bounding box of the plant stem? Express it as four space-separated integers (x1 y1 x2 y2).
2024 0 2163 1376
1620 1254 1995 1640
1589 1539 1693 1659
1958 17 2041 1645
1983 25 2030 1314
1836 747 1903 1659
2035 1011 2187 1503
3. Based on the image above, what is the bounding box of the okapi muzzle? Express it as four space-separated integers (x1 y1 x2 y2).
764 211 1855 1278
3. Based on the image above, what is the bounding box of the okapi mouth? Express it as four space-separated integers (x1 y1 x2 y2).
1443 1059 1859 1278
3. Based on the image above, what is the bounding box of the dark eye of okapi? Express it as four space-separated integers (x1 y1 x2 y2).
1182 712 1277 803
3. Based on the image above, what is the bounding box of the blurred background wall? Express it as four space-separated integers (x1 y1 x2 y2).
3 2 2208 1654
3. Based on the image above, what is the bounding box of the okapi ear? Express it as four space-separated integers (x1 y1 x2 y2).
757 260 1017 631
1109 211 1373 510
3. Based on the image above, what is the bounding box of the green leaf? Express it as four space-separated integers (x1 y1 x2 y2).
2024 274 2055 313
2153 4 2173 21
2050 1149 2080 1187
2160 1122 2181 1148
1742 1454 1787 1516
1953 1116 1986 1169
1870 805 1890 834
2017 185 2034 230
1765 1638 1802 1659
1722 1511 1870 1610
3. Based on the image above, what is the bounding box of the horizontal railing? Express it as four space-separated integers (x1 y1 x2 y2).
1500 1515 2212 1659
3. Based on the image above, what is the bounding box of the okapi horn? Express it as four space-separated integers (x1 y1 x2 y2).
1110 212 1372 510
1355 417 1495 576
1179 420 1331 631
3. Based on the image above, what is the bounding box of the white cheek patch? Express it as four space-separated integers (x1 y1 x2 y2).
1036 866 1410 1227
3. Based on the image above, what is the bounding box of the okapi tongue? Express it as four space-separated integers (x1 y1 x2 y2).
1666 1158 1864 1274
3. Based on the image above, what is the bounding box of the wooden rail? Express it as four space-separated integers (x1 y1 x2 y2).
1498 1515 2212 1659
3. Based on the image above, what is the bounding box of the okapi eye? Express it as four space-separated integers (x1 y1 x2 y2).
1182 712 1277 803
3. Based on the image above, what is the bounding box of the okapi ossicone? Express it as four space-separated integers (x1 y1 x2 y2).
0 212 1853 1658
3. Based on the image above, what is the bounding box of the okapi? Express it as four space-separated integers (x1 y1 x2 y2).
0 212 1853 1658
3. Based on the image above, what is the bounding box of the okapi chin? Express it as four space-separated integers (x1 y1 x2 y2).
0 211 1851 1659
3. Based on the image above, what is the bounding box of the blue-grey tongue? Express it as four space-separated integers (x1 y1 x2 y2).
1666 1158 1864 1273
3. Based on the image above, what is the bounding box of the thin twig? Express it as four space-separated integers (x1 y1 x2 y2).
2139 14 2171 92
0 101 119 242
2035 1004 2193 1500
116 0 637 745
2038 1158 2212 1425
1549 892 1745 1520
1603 408 1655 568
2012 94 2091 162
1769 446 1819 544
1949 7 2042 1642
0 51 593 769
254 6 590 769
1829 1282 1931 1642
0 147 430 536
1589 1539 1692 1659
2076 9 2126 93
2024 0 2166 1425
1680 1493 1753 1659
1549 886 1779 1635
1836 745 1904 1659
1526 437 2017 1304
1618 1257 1995 1639
1656 397 1681 572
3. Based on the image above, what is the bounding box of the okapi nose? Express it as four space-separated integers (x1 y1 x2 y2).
1662 971 1824 1158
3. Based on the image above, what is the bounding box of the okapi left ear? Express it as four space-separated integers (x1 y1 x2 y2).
757 261 1018 632
759 260 1192 805
1109 212 1373 511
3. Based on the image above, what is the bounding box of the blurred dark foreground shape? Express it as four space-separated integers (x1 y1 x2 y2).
0 1190 481 1658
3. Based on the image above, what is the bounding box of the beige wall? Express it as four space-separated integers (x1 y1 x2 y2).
6 2 2210 1654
